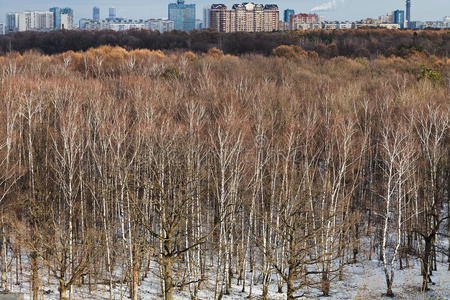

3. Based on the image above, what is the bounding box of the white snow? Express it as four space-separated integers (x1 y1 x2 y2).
2 256 449 299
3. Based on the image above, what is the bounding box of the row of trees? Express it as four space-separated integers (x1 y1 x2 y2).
0 48 448 300
0 29 448 58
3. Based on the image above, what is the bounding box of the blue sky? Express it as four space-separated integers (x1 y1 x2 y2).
0 0 449 23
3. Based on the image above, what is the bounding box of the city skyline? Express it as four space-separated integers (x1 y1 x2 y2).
0 0 449 24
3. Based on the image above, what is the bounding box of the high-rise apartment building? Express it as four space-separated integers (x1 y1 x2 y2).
284 9 294 22
168 0 196 32
263 4 279 32
61 8 74 29
93 7 100 21
7 11 54 32
393 10 405 29
289 13 319 30
209 4 226 32
209 3 279 33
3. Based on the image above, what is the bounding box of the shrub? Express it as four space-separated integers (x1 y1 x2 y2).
418 65 442 82
183 51 197 60
162 67 184 80
206 47 224 59
272 45 311 59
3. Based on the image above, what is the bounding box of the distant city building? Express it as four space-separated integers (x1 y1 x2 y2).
279 21 289 31
209 3 279 33
393 10 405 29
109 7 117 19
61 8 74 29
195 19 203 30
323 23 337 30
145 19 175 32
290 13 318 30
6 11 54 32
50 7 61 29
49 7 73 30
444 16 450 28
337 22 352 29
93 7 100 21
359 17 379 25
379 23 400 29
406 0 411 24
168 0 196 31
209 4 227 32
79 18 91 30
6 13 18 32
354 19 400 29
354 22 378 29
0 24 5 35
421 20 450 29
283 9 294 23
203 7 210 29
80 18 174 32
407 21 423 29
294 23 312 30
379 13 394 24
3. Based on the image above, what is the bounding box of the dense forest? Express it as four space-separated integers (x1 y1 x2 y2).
0 29 449 58
0 45 449 300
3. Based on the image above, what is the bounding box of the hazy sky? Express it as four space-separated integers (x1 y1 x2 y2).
0 0 449 23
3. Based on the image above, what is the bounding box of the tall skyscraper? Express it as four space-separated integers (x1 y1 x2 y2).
93 7 100 21
50 7 62 29
394 10 405 29
406 0 411 24
109 7 116 19
284 9 294 23
168 0 196 32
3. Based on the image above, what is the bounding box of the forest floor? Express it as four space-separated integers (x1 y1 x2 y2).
3 256 449 299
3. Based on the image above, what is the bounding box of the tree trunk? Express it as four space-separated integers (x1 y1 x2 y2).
322 272 330 296
422 236 433 291
385 277 394 297
30 251 39 300
59 278 68 300
132 266 138 300
163 258 174 300
286 278 295 300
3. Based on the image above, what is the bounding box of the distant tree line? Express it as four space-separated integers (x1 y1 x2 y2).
0 29 448 58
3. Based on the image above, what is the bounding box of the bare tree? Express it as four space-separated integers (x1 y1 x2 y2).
412 105 449 291
380 116 416 297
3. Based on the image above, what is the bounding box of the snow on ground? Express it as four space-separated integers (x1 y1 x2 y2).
3 257 449 299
